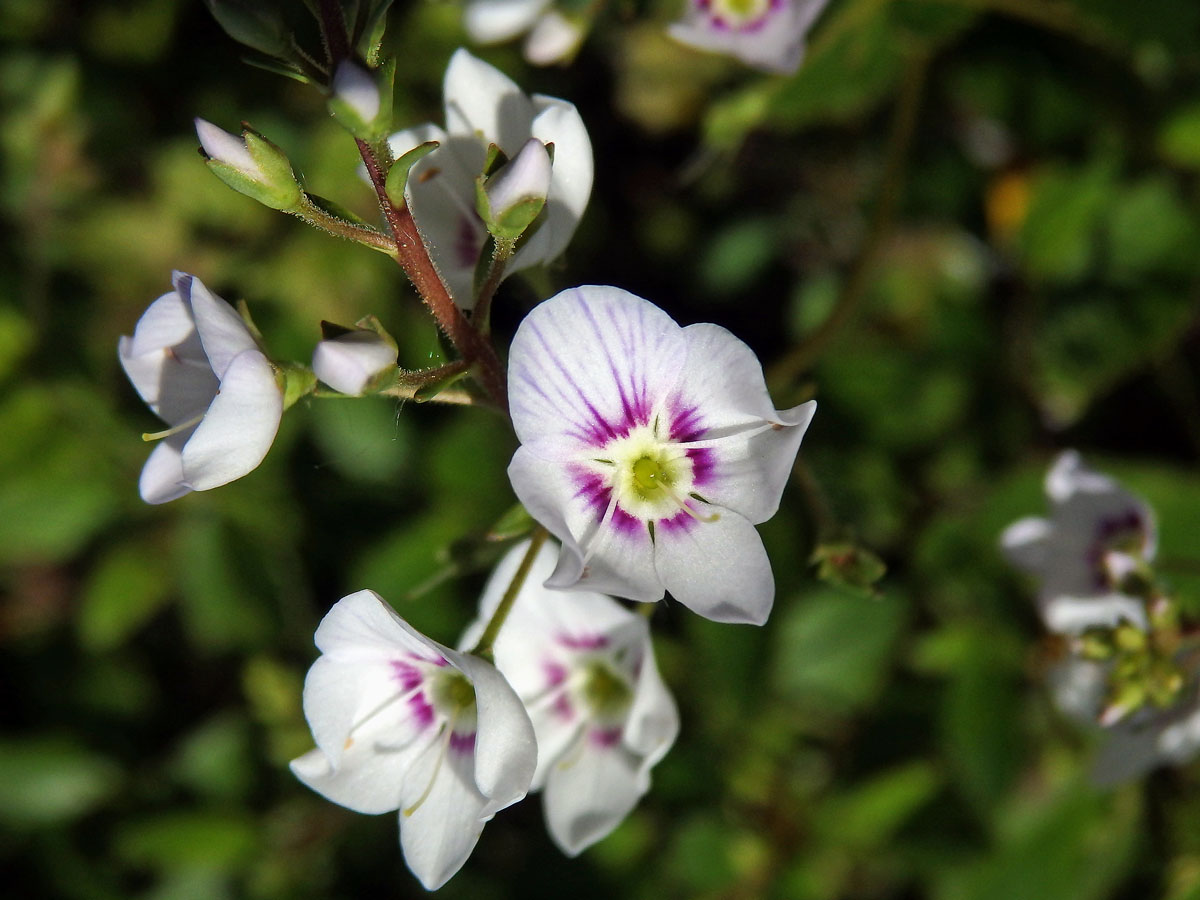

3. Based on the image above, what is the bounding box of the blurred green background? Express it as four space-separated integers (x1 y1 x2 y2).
3 0 1200 897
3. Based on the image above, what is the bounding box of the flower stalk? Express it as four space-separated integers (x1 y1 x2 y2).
471 526 548 659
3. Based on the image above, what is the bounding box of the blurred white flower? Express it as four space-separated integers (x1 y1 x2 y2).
311 329 396 395
463 0 585 66
462 539 678 854
668 0 831 75
118 272 282 504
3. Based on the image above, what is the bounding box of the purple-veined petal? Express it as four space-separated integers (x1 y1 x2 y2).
510 96 593 272
653 510 774 624
450 650 537 811
508 447 664 601
543 735 644 856
138 435 192 505
463 0 551 43
399 740 491 890
443 48 535 156
180 349 282 491
508 286 687 456
182 273 261 378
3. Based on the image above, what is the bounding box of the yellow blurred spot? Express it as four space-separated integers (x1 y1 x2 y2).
985 169 1031 245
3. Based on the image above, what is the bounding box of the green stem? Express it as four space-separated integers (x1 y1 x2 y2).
473 236 517 335
471 526 549 659
293 196 397 255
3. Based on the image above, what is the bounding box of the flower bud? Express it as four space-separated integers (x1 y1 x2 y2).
523 11 585 66
328 60 386 139
195 118 302 211
312 328 397 395
476 138 551 240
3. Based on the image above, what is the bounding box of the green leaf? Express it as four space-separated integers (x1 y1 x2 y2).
78 538 172 651
0 737 120 827
114 811 259 871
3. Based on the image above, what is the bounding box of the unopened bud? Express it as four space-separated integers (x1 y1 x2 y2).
312 328 397 395
329 60 385 138
476 138 551 240
195 118 302 211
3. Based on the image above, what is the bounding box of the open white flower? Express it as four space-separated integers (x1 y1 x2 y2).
506 285 816 625
118 272 283 504
462 539 678 855
387 48 592 309
290 590 537 891
667 0 831 75
1001 451 1156 634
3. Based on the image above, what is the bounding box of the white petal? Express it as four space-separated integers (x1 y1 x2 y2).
510 95 593 272
314 590 443 661
312 331 396 395
1000 516 1052 575
138 435 192 505
485 137 551 217
332 60 380 123
507 286 687 456
182 275 260 378
404 136 489 309
464 0 550 42
1046 449 1110 503
1040 593 1147 634
122 289 195 359
443 48 534 155
543 736 644 856
624 633 680 767
523 10 585 66
653 511 774 624
289 725 434 816
385 122 448 160
180 349 282 491
195 117 263 179
450 651 537 811
400 739 491 890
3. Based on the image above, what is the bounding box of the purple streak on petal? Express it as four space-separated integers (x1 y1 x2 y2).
558 633 609 650
658 508 699 535
571 469 645 536
553 692 574 720
688 447 716 488
544 661 568 687
589 726 622 748
669 403 705 441
525 319 623 446
408 692 435 730
455 213 484 269
612 505 644 535
449 730 477 755
391 660 424 692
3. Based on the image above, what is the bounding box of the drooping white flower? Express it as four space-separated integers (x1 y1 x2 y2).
290 590 537 891
1001 451 1156 634
386 48 593 309
118 272 283 504
461 539 678 855
667 0 831 75
311 329 397 395
463 0 586 66
506 285 816 625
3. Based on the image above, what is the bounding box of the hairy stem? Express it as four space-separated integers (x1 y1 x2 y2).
473 236 517 335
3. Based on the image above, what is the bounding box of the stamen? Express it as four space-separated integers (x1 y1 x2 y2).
344 681 424 743
580 489 621 568
665 485 719 523
402 723 453 817
141 412 205 442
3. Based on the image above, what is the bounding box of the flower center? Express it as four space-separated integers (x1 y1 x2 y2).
598 422 700 522
430 669 477 720
581 660 633 719
705 0 776 29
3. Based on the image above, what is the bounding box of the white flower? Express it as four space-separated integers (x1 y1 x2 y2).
506 285 816 625
118 272 283 504
1001 451 1156 634
290 590 537 891
463 0 585 66
462 539 678 855
311 329 396 395
667 0 831 75
386 48 593 309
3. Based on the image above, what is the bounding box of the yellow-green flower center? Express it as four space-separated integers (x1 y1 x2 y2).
431 669 476 716
582 660 633 718
711 0 773 27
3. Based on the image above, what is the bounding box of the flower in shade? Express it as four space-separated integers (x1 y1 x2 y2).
667 0 831 75
506 285 816 625
118 271 283 504
463 0 586 66
461 538 678 855
387 48 592 309
1001 450 1156 634
290 590 537 891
